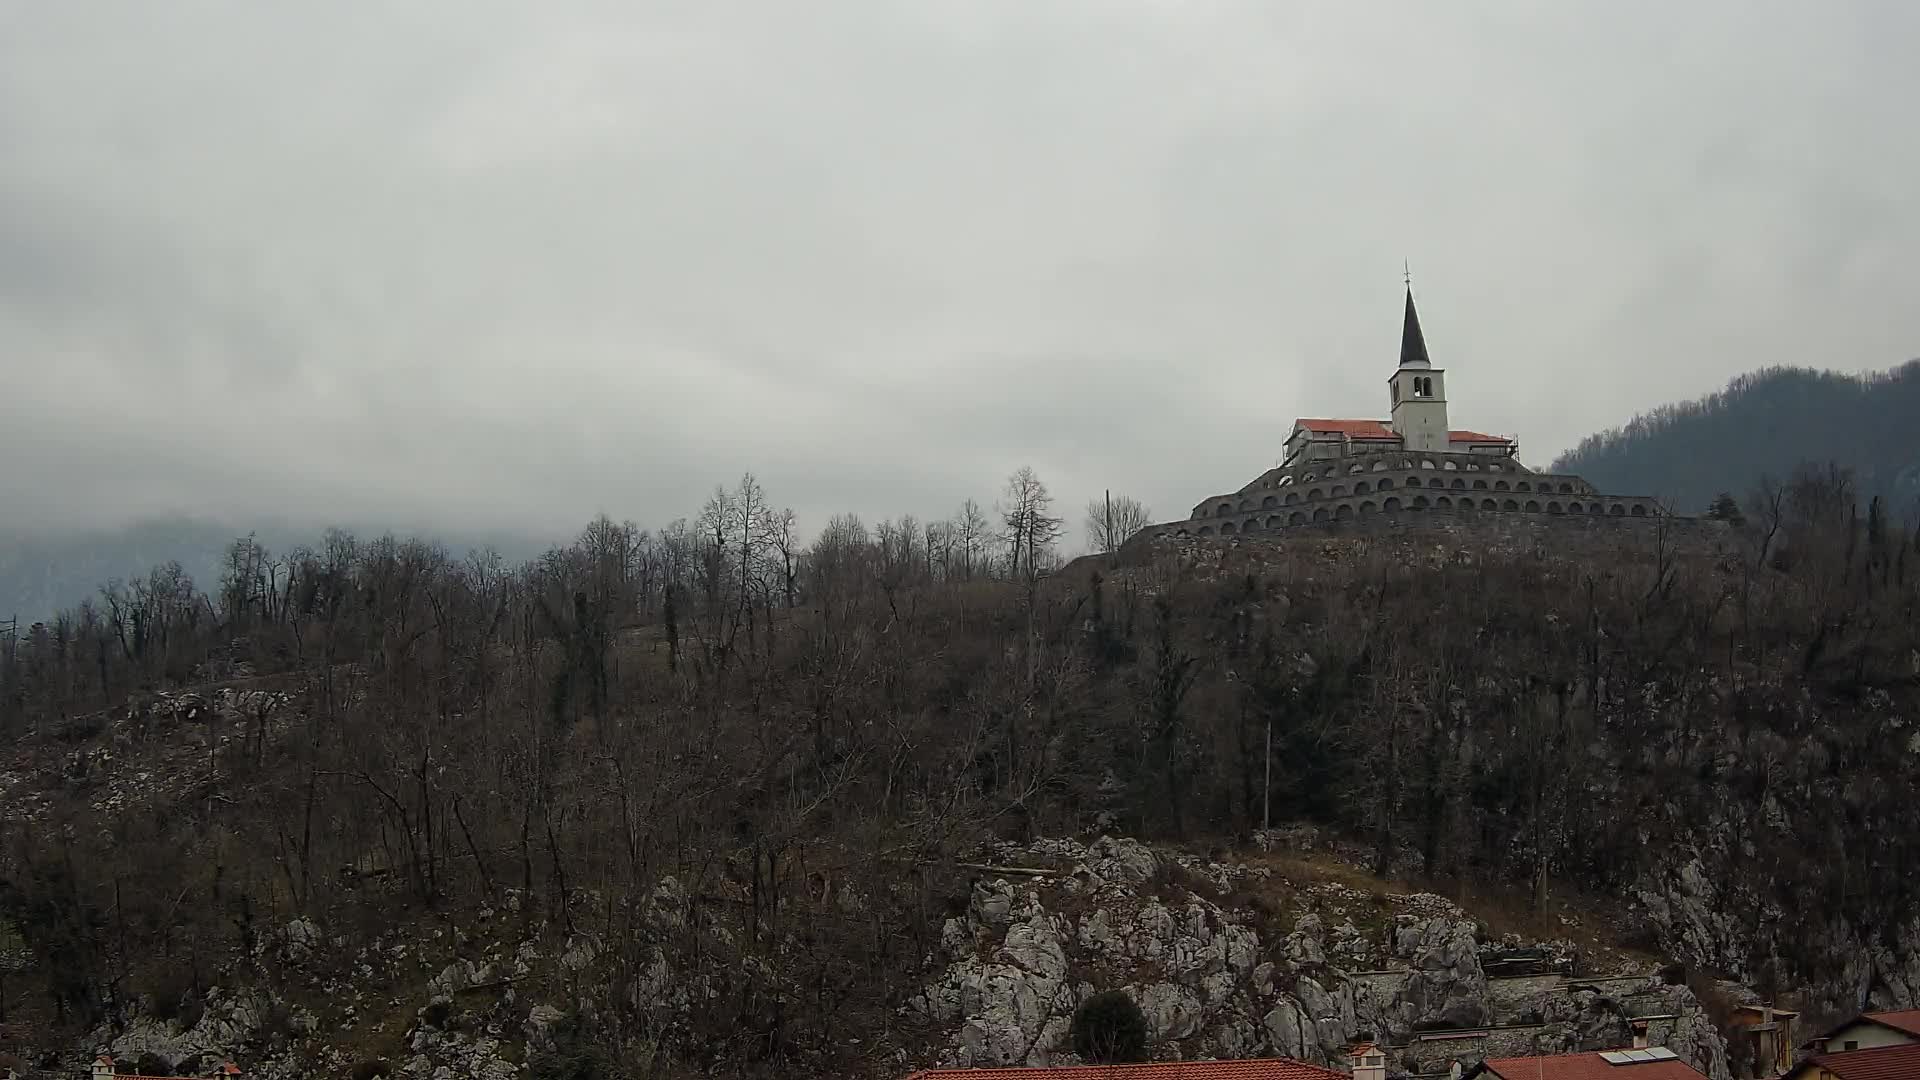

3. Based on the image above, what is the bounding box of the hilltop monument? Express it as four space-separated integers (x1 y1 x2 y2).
1154 287 1668 539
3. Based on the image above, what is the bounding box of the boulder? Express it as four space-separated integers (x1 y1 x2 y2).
1393 918 1489 1030
1085 836 1160 886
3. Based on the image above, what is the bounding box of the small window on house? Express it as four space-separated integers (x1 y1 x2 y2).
1844 1041 1859 1052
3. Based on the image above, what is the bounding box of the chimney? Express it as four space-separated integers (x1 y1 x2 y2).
1349 1037 1387 1080
92 1057 115 1080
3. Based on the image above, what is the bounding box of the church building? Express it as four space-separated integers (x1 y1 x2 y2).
1155 288 1666 539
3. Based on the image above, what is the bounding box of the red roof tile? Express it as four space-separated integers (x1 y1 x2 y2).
1295 418 1398 439
1292 420 1513 446
1863 1009 1920 1037
904 1059 1345 1080
1805 1043 1920 1080
1480 1050 1708 1080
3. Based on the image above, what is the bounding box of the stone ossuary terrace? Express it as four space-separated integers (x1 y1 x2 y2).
1142 286 1668 542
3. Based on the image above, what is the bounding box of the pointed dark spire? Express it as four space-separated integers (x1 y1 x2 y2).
1399 286 1431 369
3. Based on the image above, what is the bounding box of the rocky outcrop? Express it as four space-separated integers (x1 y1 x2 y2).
1392 917 1488 1030
916 836 1738 1079
919 881 1080 1067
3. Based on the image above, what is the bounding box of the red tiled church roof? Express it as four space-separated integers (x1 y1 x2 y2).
1292 419 1512 446
903 1059 1345 1080
1478 1050 1708 1080
1802 1042 1920 1080
1295 418 1397 439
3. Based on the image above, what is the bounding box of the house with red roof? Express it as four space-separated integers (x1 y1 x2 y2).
1136 285 1673 544
1782 1041 1920 1080
1462 1046 1709 1080
901 1046 1372 1080
1801 1008 1920 1055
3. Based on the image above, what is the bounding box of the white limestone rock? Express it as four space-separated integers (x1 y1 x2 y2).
920 906 1077 1067
1287 913 1328 966
1262 997 1313 1060
1085 835 1160 886
1393 917 1489 1030
1134 982 1205 1042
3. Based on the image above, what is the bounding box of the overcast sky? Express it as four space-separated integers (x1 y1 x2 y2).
3 2 1917 544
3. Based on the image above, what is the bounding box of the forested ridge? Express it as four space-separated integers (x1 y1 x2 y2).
0 519 559 629
0 465 1917 1077
1553 360 1920 513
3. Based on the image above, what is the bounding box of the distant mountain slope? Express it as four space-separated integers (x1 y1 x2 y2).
0 516 557 625
1553 361 1920 513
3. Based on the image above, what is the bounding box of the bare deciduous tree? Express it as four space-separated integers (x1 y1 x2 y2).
999 466 1063 582
1084 492 1152 554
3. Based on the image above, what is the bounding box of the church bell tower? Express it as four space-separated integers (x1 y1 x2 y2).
1388 286 1449 454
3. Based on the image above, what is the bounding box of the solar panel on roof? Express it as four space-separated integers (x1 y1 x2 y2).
1599 1047 1682 1066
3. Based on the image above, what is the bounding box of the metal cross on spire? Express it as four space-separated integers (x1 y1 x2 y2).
1404 260 1412 289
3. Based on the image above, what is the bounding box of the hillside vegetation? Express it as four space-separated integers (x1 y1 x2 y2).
1553 360 1920 513
0 468 1917 1076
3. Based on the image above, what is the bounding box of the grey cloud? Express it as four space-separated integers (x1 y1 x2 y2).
2 2 1916 543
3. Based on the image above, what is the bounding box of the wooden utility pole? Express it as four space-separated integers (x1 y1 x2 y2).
1263 715 1272 834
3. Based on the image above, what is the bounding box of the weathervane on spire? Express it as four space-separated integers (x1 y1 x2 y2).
1403 260 1412 289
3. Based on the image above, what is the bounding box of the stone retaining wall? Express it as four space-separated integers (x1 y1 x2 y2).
1131 505 1727 551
